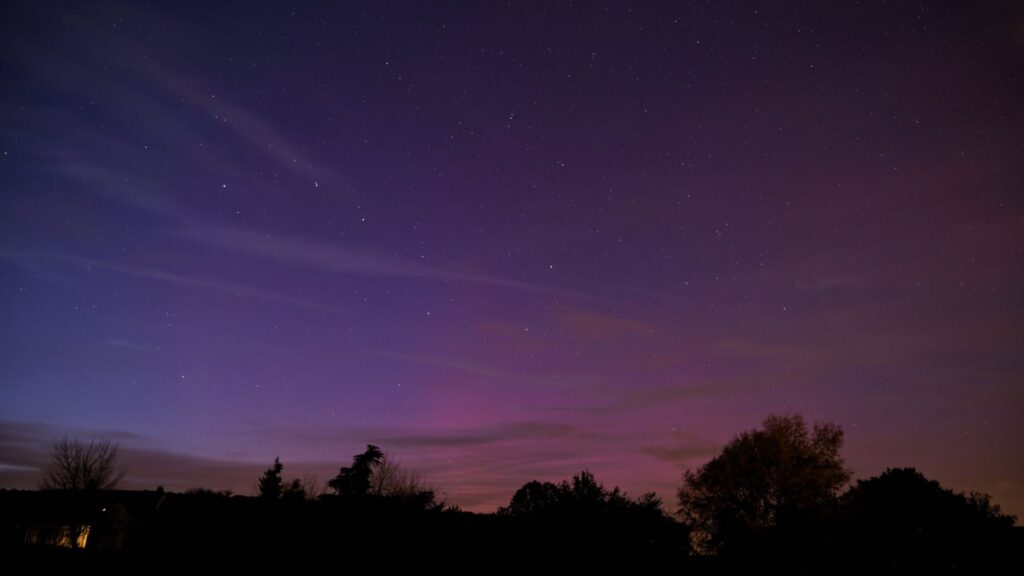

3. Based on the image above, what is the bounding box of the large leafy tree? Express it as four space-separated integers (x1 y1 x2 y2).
677 414 850 553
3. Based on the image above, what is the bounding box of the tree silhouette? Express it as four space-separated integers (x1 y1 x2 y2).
837 467 1016 568
40 435 125 491
328 444 383 497
501 470 687 559
502 480 561 517
843 467 1015 530
299 474 324 500
502 470 669 520
281 478 305 502
370 453 424 496
369 452 437 508
677 414 850 554
257 457 284 499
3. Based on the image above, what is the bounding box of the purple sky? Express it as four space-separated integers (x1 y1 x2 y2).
1 1 1021 515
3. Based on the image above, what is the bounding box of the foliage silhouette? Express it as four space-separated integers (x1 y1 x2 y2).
6 422 1018 569
328 444 383 497
677 414 850 555
257 457 283 499
255 460 322 502
834 467 1017 570
502 470 662 518
280 478 305 503
501 470 689 559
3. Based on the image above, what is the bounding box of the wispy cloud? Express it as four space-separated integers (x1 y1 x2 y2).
4 7 583 301
0 416 719 511
536 381 725 417
0 251 343 314
365 349 559 386
0 420 268 492
552 305 657 341
180 224 586 298
0 420 145 472
222 420 641 509
639 443 719 468
798 275 867 292
372 421 581 449
222 420 591 451
152 70 356 195
53 161 194 223
0 418 630 509
13 5 354 196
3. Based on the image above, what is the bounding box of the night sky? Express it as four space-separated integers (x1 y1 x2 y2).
2 1 1022 515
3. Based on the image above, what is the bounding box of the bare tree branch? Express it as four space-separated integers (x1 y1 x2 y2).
40 435 125 491
369 452 431 498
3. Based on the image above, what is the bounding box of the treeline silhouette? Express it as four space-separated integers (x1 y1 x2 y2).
1 415 1017 571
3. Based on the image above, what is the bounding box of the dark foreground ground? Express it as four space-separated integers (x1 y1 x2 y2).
2 489 1019 573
